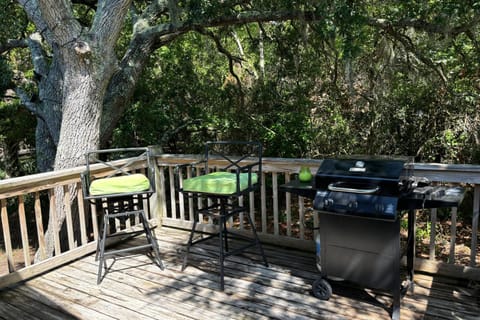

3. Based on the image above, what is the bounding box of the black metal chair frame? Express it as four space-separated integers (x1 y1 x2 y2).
177 141 268 290
81 147 164 284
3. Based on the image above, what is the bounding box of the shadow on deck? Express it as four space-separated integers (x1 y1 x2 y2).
0 227 478 320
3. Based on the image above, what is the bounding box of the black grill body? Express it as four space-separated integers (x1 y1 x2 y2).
314 157 409 319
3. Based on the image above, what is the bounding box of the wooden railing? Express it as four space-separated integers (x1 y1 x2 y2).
0 153 479 289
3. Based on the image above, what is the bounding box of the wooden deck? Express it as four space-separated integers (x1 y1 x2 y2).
0 227 478 320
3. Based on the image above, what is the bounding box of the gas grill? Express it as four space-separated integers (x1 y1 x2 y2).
280 157 465 320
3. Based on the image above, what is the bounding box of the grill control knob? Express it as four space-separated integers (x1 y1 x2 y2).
375 203 384 213
324 198 334 207
347 201 358 210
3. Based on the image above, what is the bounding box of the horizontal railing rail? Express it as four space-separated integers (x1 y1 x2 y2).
0 152 479 289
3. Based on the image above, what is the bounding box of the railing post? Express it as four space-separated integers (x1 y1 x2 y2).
471 184 479 267
168 167 177 220
429 208 437 260
34 192 47 260
152 162 166 226
1 199 14 272
261 172 267 233
285 174 292 237
272 172 279 236
18 195 31 267
448 207 457 264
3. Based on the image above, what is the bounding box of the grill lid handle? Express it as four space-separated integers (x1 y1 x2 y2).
327 182 380 194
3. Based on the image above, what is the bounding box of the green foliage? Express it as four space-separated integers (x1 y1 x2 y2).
0 56 12 95
0 57 35 178
113 33 227 153
0 0 28 43
3 0 480 169
0 101 36 177
247 81 313 157
0 33 36 178
112 1 480 163
416 218 432 243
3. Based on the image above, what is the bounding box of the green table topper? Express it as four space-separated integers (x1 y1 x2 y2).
89 173 151 195
182 171 257 195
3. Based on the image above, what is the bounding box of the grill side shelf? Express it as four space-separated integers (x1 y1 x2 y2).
279 180 316 199
398 186 465 210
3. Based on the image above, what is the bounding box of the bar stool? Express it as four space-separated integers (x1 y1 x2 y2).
81 147 164 284
177 141 268 290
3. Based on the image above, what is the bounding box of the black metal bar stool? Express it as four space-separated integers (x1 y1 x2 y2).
81 147 164 284
177 141 268 290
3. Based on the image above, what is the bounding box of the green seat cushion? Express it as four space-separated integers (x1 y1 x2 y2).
182 171 257 195
89 173 151 195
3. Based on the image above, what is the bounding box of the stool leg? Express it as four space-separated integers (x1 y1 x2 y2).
246 212 268 267
219 199 230 253
95 220 101 262
182 218 197 271
97 214 109 284
219 215 225 291
139 210 164 270
94 203 102 262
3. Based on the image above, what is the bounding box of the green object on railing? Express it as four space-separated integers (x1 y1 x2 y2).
299 166 313 182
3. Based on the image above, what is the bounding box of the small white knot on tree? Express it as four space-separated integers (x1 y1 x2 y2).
73 40 92 65
74 41 91 55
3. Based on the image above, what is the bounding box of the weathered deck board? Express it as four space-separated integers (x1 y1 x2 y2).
0 227 478 320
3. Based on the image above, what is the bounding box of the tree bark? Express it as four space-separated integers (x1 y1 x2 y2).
19 0 133 259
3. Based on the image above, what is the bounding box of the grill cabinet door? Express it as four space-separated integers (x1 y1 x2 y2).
319 211 401 292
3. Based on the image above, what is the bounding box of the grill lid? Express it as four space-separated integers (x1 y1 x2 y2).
315 156 413 197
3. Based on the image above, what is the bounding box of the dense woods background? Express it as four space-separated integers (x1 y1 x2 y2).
0 1 479 178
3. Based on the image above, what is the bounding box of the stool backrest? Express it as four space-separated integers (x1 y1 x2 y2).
81 147 155 200
203 141 262 191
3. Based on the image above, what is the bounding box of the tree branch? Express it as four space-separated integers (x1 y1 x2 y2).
159 119 202 145
140 9 324 40
195 27 243 91
28 32 48 80
0 39 28 54
384 27 448 84
91 0 131 47
15 88 45 122
34 0 82 46
368 16 480 38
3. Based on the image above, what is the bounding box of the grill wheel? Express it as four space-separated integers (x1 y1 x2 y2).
312 278 332 300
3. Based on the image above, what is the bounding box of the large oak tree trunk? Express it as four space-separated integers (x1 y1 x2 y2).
38 59 115 259
23 0 133 259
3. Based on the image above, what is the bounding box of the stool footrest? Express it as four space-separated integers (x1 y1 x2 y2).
96 208 164 284
103 210 144 219
103 244 154 257
105 229 144 239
